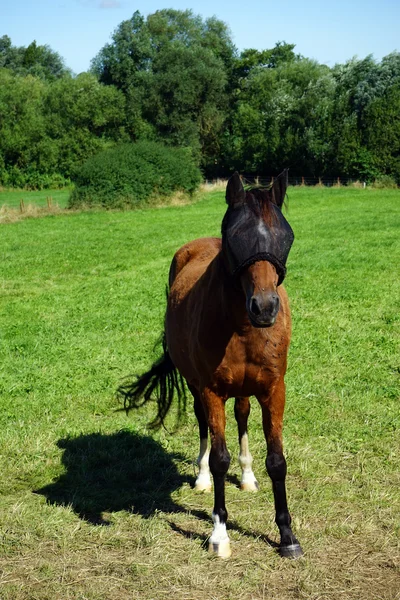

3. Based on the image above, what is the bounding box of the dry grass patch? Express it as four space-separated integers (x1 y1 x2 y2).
0 498 399 600
200 179 228 193
0 203 67 223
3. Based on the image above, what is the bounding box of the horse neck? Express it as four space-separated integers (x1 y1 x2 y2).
212 253 248 331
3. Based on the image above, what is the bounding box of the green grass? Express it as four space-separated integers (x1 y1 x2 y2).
0 186 399 599
0 188 70 209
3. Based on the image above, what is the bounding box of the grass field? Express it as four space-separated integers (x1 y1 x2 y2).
0 186 399 599
0 188 70 209
0 188 71 223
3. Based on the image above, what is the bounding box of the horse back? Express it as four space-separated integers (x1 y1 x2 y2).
168 237 221 288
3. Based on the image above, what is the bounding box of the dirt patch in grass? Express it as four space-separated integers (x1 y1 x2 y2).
0 203 68 223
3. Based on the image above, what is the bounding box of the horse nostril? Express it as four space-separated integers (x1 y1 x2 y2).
250 297 261 316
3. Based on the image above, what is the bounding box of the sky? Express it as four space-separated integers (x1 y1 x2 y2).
1 0 399 74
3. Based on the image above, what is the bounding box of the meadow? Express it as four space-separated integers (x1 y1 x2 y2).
0 186 399 599
0 188 70 209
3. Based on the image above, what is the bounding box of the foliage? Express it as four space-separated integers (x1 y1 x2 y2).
371 174 399 188
327 53 400 182
43 72 127 178
233 42 298 80
1 21 400 188
225 57 334 175
69 140 202 208
0 69 126 188
91 9 235 172
0 35 68 80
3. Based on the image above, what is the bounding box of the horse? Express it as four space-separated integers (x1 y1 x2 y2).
119 170 303 560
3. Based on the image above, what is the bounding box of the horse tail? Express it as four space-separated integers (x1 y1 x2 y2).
117 332 186 429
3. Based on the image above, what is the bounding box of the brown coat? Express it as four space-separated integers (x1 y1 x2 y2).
167 236 291 401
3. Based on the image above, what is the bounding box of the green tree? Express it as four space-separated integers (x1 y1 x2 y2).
43 73 127 177
225 54 334 175
0 35 68 80
0 69 127 187
330 52 400 180
0 69 48 186
91 9 235 173
363 82 400 182
233 42 298 81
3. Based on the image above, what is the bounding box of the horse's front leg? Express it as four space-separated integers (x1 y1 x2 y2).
257 379 303 559
203 388 231 558
190 384 212 492
234 397 259 491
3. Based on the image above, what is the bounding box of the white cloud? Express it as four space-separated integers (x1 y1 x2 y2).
99 0 121 8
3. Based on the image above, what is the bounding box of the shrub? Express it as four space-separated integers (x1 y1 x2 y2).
371 175 398 189
69 141 202 209
0 165 70 190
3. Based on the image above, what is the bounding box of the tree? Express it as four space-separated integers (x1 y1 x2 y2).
0 69 127 187
91 9 236 173
363 82 400 182
0 69 48 186
0 36 68 80
330 52 400 180
43 73 127 177
225 54 334 175
233 42 298 81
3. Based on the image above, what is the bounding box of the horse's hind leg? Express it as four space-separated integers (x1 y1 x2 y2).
190 384 212 492
257 379 303 559
234 397 259 491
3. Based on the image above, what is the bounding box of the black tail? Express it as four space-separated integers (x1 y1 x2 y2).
117 333 186 429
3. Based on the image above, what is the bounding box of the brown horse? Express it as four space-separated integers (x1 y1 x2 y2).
119 171 303 559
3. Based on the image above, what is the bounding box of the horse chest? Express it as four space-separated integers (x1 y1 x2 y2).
212 330 287 396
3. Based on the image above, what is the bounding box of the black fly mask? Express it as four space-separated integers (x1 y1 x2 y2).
221 171 294 285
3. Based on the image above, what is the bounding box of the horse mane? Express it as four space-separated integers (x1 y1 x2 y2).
245 186 278 227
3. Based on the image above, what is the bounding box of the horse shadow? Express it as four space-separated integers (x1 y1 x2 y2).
35 430 195 526
35 429 278 549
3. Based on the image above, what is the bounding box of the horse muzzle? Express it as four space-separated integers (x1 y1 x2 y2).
247 292 280 328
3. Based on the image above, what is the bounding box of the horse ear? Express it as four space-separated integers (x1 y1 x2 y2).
226 172 246 206
270 169 289 208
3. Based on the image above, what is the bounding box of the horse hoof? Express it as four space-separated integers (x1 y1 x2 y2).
194 482 212 492
241 480 259 492
279 543 304 560
194 483 211 494
209 539 231 559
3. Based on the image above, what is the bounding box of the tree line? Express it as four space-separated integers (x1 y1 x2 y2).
1 9 399 189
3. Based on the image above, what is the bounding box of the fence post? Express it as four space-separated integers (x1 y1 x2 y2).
20 199 25 213
301 176 305 186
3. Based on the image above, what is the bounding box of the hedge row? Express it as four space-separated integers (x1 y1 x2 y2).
69 141 202 209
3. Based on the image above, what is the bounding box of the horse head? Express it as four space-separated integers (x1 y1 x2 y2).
222 171 294 327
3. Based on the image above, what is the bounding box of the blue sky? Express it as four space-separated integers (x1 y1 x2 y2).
1 0 399 74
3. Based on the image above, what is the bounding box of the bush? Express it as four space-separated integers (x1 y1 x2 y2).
0 165 70 190
371 175 398 189
69 141 202 209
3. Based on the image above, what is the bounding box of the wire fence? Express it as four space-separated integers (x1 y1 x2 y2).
242 175 366 188
204 176 367 188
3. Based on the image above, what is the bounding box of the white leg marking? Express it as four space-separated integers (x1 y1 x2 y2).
195 438 212 492
209 512 231 558
239 433 259 491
